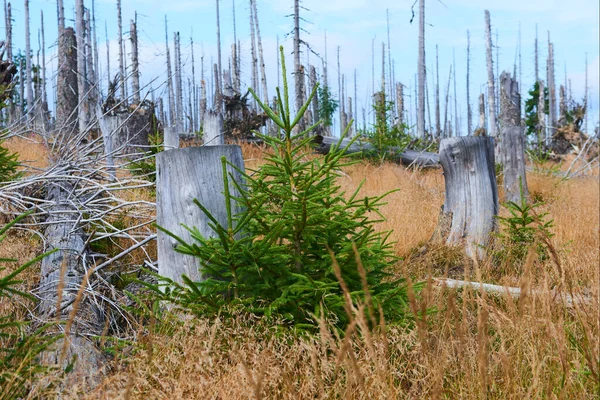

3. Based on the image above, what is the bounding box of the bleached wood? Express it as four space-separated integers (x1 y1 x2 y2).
436 137 499 259
499 71 528 203
203 111 224 146
484 10 497 136
156 145 244 283
314 135 440 168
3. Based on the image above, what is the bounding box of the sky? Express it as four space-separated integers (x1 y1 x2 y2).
5 0 600 135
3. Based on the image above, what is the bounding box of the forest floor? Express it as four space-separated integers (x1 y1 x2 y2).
1 138 598 399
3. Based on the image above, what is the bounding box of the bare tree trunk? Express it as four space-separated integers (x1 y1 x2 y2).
584 53 588 134
478 93 485 132
435 45 441 138
91 0 99 98
25 0 33 119
164 17 175 126
484 10 497 136
453 49 459 136
381 41 385 97
337 46 342 135
293 0 305 131
85 8 95 127
386 9 393 99
56 28 78 137
251 0 268 104
200 79 207 129
518 22 522 119
537 79 545 148
534 24 539 83
354 69 358 130
417 0 426 138
499 71 528 203
215 0 222 109
249 0 257 107
117 0 125 101
396 83 404 125
443 65 452 138
212 63 220 110
18 56 23 118
76 0 87 134
175 32 184 130
547 37 556 143
105 20 110 89
41 10 47 112
130 17 140 103
310 65 319 126
558 85 566 126
371 37 375 125
191 36 196 131
466 30 472 136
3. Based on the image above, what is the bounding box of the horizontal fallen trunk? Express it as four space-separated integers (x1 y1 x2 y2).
39 180 106 387
434 278 590 307
313 135 440 168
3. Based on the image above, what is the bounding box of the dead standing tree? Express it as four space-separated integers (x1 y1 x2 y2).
499 71 528 203
484 10 497 137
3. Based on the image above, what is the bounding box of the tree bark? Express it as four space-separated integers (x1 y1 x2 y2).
55 27 78 135
499 71 528 203
434 137 498 259
203 110 224 146
484 10 497 136
547 39 556 144
156 146 245 283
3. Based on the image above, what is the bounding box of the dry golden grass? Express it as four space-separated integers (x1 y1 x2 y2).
77 147 597 399
2 136 50 171
1 143 598 398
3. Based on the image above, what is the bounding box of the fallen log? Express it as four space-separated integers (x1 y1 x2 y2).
312 135 440 168
38 180 106 387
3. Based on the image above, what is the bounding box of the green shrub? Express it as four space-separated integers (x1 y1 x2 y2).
493 183 555 268
152 47 413 331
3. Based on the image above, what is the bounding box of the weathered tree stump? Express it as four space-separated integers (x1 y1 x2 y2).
203 111 224 146
163 126 179 150
156 145 245 283
499 71 528 203
434 137 499 259
104 108 153 156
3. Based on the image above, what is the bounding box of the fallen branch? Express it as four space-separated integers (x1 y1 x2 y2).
434 278 592 307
